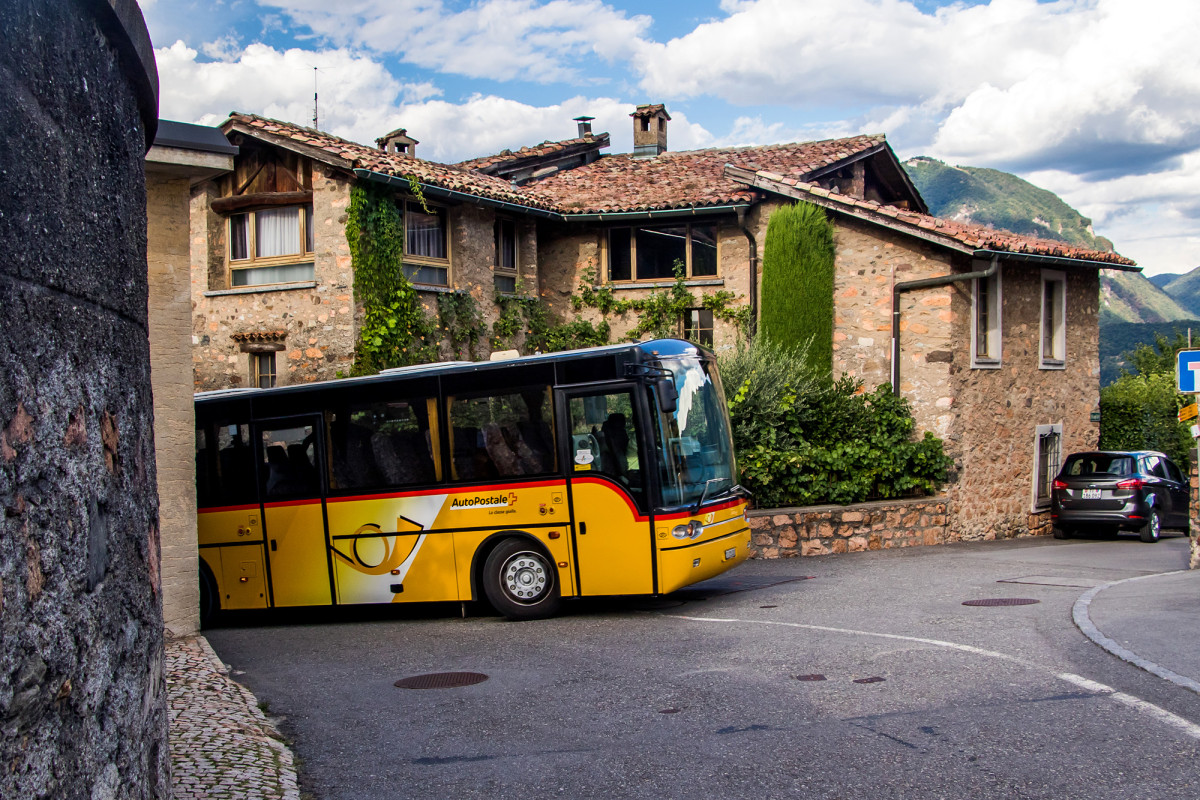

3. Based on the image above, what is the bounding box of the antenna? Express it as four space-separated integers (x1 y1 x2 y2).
312 66 319 130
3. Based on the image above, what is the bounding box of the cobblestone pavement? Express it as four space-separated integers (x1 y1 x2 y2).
166 635 301 800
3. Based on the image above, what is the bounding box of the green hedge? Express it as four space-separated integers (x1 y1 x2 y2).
1099 371 1192 469
760 202 835 376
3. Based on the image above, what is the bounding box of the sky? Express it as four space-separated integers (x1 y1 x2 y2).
139 0 1200 276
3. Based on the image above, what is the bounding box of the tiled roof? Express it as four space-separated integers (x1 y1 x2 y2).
631 103 670 119
223 113 559 210
454 134 607 173
230 330 288 342
728 166 1137 267
531 135 887 214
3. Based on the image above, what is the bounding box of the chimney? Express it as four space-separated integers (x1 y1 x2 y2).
573 115 595 138
375 128 419 157
631 104 669 157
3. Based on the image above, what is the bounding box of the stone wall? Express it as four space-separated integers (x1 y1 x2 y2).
945 264 1100 540
536 214 754 351
191 168 357 389
147 175 201 636
747 497 949 558
0 1 169 796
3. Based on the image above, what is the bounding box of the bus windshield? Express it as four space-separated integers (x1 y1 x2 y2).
654 353 737 508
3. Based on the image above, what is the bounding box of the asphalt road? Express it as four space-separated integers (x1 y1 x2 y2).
206 533 1200 800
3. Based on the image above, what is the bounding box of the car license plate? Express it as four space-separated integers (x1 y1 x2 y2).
1081 489 1101 500
724 547 736 560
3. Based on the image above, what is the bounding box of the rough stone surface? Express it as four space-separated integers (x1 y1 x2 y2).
0 2 168 797
747 498 950 558
167 635 299 800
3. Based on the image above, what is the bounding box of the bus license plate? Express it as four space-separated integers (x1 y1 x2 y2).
1081 489 1101 500
724 547 736 560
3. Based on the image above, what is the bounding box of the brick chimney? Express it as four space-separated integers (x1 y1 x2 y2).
376 128 418 157
631 104 669 157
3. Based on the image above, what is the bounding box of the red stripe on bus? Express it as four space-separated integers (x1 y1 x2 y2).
325 478 568 504
572 476 649 521
655 497 745 522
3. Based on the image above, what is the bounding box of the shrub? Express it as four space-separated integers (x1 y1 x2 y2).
720 342 952 508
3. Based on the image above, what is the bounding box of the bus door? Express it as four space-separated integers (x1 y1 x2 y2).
255 416 335 607
558 385 655 596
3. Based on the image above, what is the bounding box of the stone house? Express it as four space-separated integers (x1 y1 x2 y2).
189 106 1137 543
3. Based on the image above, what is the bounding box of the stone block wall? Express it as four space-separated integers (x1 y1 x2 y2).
536 215 754 351
1 1 169 796
147 175 201 636
946 264 1100 540
191 168 357 390
747 498 949 558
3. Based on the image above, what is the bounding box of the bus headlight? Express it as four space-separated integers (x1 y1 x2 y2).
672 521 703 540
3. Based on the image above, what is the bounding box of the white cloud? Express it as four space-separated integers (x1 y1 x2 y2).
154 39 714 162
262 0 652 83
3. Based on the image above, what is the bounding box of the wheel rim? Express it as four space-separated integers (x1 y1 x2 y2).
500 551 550 604
1151 513 1161 540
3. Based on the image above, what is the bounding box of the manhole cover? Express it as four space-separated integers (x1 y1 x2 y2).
853 676 886 684
795 674 827 682
962 598 1040 607
394 672 489 689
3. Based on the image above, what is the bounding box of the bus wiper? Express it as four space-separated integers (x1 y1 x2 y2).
693 477 727 514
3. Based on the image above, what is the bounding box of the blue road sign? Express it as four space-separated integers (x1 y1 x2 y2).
1177 350 1200 393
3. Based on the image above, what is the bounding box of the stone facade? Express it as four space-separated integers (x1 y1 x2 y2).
1 1 169 796
747 498 949 558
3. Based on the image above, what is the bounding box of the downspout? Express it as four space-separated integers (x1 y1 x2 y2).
891 255 998 396
737 207 758 337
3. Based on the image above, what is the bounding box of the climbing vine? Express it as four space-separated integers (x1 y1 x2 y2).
492 281 610 354
572 262 750 342
436 291 486 360
346 183 437 374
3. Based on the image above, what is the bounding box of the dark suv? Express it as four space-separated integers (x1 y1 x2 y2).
1051 450 1190 542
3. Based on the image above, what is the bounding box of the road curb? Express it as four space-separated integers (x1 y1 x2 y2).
1072 571 1200 696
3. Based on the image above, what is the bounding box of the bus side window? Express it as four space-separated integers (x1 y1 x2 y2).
328 398 437 492
567 392 643 497
449 388 555 481
196 422 254 508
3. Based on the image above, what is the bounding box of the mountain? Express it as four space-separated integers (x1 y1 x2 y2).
904 157 1196 327
1162 269 1200 318
1149 273 1182 289
904 157 1113 250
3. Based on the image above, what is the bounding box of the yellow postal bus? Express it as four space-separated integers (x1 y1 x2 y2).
194 339 750 621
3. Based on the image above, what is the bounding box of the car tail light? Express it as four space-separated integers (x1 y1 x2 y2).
1052 479 1068 491
1116 478 1144 489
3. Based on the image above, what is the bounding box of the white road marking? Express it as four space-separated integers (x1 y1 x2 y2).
671 614 1200 741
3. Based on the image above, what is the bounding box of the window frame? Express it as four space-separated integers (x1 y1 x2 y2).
682 307 714 347
970 265 1002 368
226 205 315 288
251 352 277 389
402 200 451 287
1032 422 1063 510
493 217 518 293
1040 269 1067 369
604 222 720 283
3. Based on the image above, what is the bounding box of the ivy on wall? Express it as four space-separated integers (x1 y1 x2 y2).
346 183 437 374
760 201 835 375
572 263 750 343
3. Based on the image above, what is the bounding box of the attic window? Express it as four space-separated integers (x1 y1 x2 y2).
227 205 315 287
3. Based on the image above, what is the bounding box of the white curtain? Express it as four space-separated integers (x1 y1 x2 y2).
229 214 250 260
407 207 446 259
256 208 301 257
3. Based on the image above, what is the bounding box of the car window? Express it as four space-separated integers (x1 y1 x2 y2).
1164 459 1184 483
1142 455 1166 478
1064 455 1132 477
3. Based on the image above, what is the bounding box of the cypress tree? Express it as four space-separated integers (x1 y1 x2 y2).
760 201 836 376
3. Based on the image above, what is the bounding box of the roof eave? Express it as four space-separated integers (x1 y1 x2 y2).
223 118 356 170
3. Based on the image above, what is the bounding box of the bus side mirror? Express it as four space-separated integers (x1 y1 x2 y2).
657 378 678 414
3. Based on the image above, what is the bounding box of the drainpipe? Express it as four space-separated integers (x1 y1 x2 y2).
891 255 998 396
737 207 758 337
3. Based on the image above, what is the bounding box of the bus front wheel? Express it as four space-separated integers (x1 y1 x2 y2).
482 538 561 621
199 563 219 628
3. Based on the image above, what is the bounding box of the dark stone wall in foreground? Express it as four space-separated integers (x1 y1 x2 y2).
0 1 167 797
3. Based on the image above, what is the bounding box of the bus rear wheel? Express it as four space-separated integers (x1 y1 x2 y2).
483 538 560 621
199 563 219 628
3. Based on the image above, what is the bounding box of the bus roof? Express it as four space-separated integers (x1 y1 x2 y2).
194 338 711 402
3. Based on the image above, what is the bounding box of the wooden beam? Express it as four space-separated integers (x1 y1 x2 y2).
211 191 314 214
